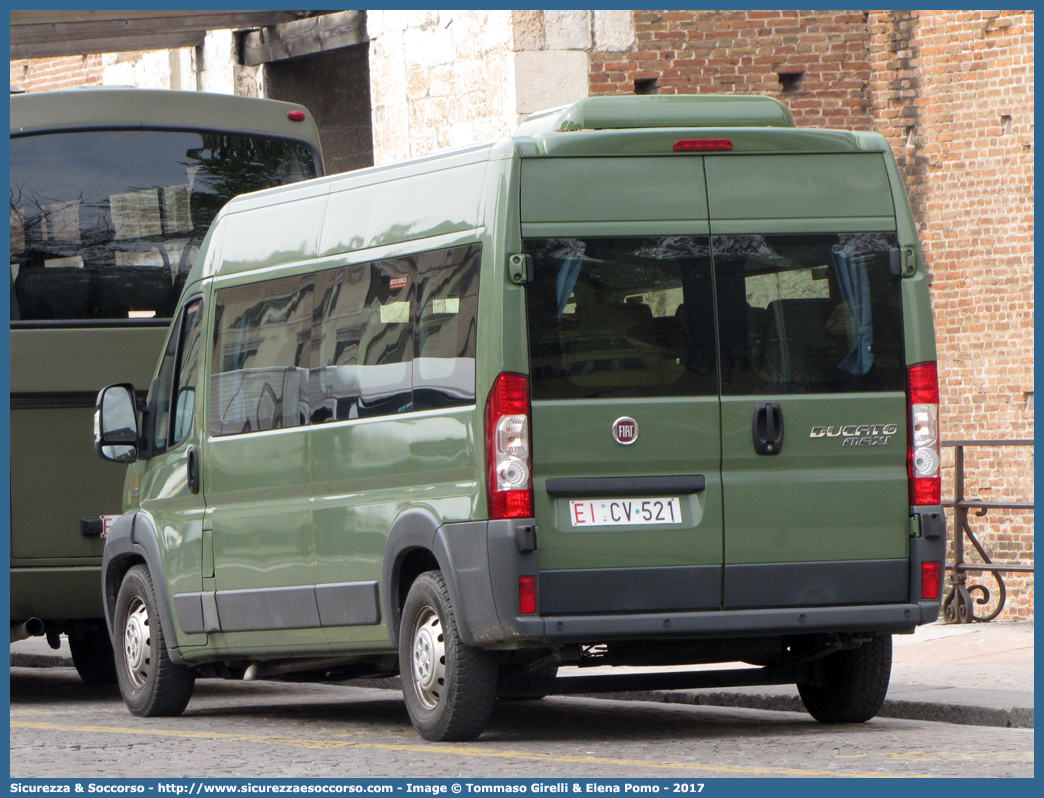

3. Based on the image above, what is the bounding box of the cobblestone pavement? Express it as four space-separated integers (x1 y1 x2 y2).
10 667 1034 779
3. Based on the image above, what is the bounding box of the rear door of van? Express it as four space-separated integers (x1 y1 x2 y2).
706 153 911 610
521 157 724 616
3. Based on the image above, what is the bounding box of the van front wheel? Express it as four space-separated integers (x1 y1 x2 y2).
797 633 891 723
113 564 195 717
399 570 497 741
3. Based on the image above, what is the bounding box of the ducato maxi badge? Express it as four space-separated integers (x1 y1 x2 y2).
810 424 899 446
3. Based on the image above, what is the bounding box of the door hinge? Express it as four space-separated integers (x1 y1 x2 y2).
508 254 532 285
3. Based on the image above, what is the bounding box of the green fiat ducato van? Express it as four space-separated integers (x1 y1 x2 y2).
95 95 946 741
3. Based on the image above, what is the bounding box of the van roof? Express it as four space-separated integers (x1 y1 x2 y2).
206 95 890 252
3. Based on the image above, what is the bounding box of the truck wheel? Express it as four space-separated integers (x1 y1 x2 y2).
399 570 497 741
798 633 891 723
68 625 118 685
113 564 194 717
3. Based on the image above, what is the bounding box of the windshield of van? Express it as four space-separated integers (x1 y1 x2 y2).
524 234 904 400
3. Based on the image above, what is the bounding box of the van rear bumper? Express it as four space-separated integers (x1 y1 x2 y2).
438 517 944 648
494 601 937 645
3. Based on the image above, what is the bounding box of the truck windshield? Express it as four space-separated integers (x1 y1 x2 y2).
10 128 318 322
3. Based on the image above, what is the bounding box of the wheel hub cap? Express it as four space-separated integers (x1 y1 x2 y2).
123 598 150 688
410 608 446 710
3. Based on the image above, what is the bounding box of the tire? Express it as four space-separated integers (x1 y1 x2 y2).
798 634 892 724
68 625 118 685
113 564 195 717
399 570 497 741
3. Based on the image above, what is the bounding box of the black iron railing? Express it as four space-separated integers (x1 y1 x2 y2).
941 439 1034 623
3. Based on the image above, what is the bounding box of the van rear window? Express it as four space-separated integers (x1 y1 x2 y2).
524 237 718 400
524 234 904 400
713 234 904 394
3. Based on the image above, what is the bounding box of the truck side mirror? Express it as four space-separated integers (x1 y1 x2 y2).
94 384 139 463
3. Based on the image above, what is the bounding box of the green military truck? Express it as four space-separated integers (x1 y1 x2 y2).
93 95 945 740
10 88 323 682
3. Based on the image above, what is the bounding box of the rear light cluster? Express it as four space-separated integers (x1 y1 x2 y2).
906 362 941 505
485 372 533 519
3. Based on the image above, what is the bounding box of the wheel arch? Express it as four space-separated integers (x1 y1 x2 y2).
382 508 443 647
101 511 185 663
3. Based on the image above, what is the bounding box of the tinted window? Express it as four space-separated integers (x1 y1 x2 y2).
210 276 314 436
171 300 204 447
713 234 904 394
10 129 318 322
414 245 480 411
150 313 183 449
524 237 717 400
311 244 481 422
312 259 414 422
148 297 204 453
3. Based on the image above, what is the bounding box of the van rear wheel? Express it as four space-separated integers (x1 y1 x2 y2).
113 564 195 717
399 570 497 741
798 633 891 723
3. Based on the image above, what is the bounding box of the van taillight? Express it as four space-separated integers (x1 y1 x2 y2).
921 561 941 600
486 372 533 519
518 576 537 614
907 362 941 505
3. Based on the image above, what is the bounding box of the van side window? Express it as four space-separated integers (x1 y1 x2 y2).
415 245 480 411
150 313 184 451
524 237 717 400
311 243 481 423
713 234 904 394
148 297 203 453
170 299 204 447
210 276 314 436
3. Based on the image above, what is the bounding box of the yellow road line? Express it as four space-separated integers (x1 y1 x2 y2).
13 720 910 778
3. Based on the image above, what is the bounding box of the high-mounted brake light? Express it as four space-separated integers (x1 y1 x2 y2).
485 373 533 519
907 362 941 505
288 110 306 122
674 139 733 152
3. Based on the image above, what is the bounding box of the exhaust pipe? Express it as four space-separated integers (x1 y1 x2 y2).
10 618 45 644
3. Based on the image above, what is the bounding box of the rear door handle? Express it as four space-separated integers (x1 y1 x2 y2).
753 401 784 455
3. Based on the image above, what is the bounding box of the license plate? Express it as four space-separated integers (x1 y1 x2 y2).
569 498 682 527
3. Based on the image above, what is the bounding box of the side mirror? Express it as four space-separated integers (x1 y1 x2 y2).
94 384 139 463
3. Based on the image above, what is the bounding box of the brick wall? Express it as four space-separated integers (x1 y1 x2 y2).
593 10 1034 620
591 10 875 130
869 10 1034 621
10 55 106 92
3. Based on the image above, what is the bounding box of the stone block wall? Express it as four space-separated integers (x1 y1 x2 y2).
10 32 249 96
366 10 519 164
